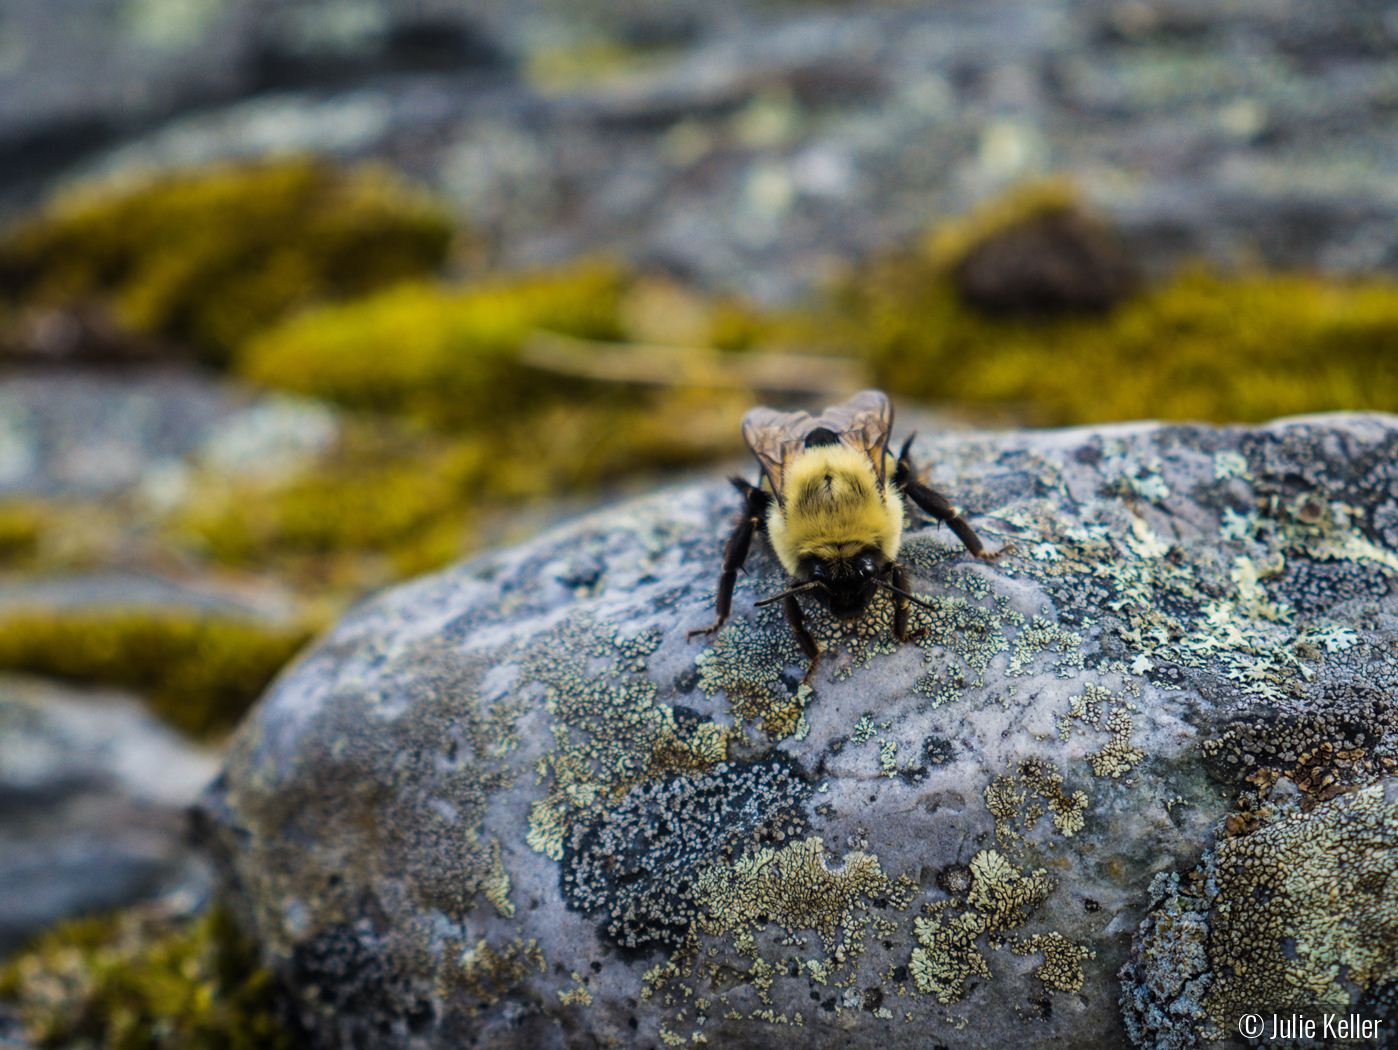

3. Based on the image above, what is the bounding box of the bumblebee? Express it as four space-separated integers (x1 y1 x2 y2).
689 389 1001 680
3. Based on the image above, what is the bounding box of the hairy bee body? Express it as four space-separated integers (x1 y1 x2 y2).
690 390 1000 680
767 444 903 577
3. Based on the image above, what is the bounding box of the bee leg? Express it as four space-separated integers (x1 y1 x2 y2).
688 478 770 639
887 562 927 643
893 435 999 560
781 593 821 683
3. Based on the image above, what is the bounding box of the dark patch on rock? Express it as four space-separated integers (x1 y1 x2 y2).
923 736 955 766
559 753 811 956
1276 557 1391 615
289 923 433 1049
936 862 973 900
1201 681 1398 802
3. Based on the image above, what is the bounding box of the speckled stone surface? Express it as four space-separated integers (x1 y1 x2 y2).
201 412 1398 1049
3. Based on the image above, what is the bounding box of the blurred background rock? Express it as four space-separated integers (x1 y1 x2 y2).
0 0 1396 1045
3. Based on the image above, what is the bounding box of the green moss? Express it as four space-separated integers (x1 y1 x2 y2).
0 158 454 365
0 611 316 739
174 390 748 587
173 425 485 586
235 261 629 429
0 906 294 1050
834 190 1398 425
0 503 44 564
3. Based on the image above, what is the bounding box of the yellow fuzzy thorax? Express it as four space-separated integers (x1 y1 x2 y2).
766 445 904 576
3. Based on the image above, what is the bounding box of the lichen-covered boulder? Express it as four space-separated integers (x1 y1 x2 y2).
200 413 1398 1049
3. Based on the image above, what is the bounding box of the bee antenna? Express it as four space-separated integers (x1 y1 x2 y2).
754 581 824 607
878 580 937 611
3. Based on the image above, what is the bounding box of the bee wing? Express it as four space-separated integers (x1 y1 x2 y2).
742 406 816 504
813 389 894 489
742 390 895 502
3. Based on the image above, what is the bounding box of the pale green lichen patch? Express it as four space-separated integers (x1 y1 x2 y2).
1012 933 1094 994
438 936 546 1003
558 971 594 1006
899 756 1098 1006
694 836 888 951
910 848 1054 1003
633 834 898 1044
990 756 1090 839
524 616 735 860
1000 437 1398 705
1055 682 1145 780
695 604 809 739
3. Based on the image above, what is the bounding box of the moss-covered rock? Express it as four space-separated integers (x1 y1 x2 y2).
197 410 1398 1048
0 504 44 565
0 906 295 1050
234 260 632 429
833 192 1398 426
171 388 749 587
0 159 454 366
0 611 316 739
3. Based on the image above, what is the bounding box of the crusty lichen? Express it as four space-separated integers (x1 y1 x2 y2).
437 937 546 1003
695 836 888 951
524 617 742 870
1204 782 1398 1025
1055 683 1145 780
1012 932 1094 994
910 848 1054 1003
695 609 810 739
1124 780 1398 1048
1203 684 1398 807
1001 434 1398 708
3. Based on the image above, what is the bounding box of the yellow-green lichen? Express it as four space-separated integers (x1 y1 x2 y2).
0 158 453 366
558 972 594 1006
0 610 316 738
1054 683 1145 780
1001 458 1397 705
910 848 1054 1003
695 539 1080 716
695 610 809 739
438 937 546 1004
1011 932 1093 994
1128 781 1398 1045
694 836 888 951
0 906 294 1050
1202 785 1398 1027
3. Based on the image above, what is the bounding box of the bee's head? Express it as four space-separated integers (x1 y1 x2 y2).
808 552 880 620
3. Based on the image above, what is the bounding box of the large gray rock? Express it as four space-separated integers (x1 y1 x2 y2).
201 412 1398 1049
